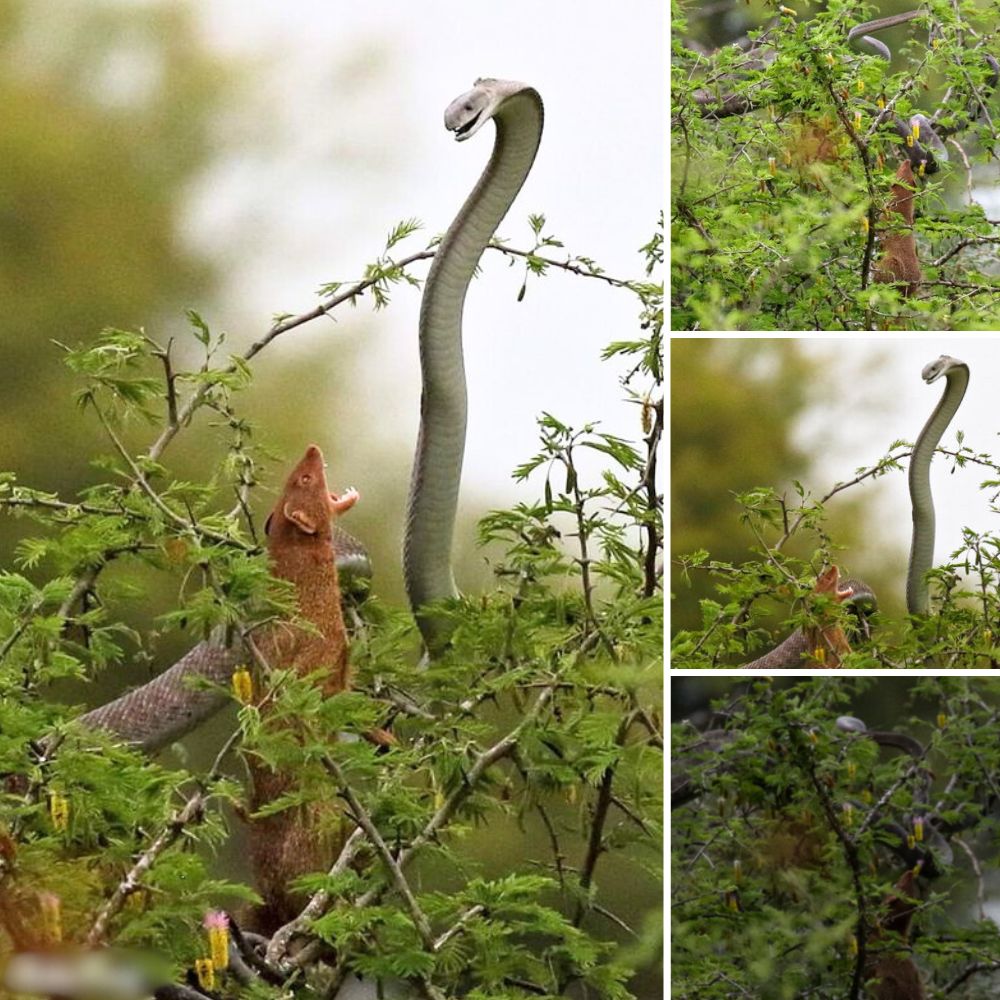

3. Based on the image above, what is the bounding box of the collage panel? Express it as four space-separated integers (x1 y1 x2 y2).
672 338 1000 670
0 4 665 999
671 675 1000 998
671 0 1000 332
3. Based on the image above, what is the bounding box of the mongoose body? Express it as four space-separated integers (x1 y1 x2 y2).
874 160 922 297
248 445 358 930
866 869 926 999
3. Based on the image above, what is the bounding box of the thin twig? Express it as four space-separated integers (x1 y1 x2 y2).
86 789 207 945
321 753 436 951
432 904 486 952
572 712 634 927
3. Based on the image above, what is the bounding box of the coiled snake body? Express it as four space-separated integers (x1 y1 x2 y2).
742 569 876 669
74 525 368 752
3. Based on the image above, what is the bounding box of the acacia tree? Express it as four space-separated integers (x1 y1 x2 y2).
0 224 663 998
672 676 1000 998
670 428 1000 668
672 0 1000 330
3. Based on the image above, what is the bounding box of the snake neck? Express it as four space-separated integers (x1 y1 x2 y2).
907 365 969 615
404 88 543 655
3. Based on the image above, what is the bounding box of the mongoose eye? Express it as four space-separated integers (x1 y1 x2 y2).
301 474 312 484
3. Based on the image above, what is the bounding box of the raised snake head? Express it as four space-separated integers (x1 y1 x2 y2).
444 77 533 142
921 354 966 385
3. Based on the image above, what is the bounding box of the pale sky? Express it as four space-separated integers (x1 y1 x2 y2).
176 1 662 509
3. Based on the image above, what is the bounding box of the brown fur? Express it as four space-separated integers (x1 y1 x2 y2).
247 445 358 931
787 114 846 189
873 161 922 298
803 565 854 668
866 869 926 1000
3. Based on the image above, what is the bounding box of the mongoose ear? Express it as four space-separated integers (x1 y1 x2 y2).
264 511 274 536
284 503 317 534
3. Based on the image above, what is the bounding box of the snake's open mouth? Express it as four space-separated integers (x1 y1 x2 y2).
453 110 483 140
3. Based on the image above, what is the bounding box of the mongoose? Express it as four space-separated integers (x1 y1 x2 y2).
866 868 926 1000
802 565 854 668
873 160 922 297
743 566 858 669
247 445 358 931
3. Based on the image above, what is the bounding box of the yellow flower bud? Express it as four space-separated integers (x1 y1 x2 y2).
231 668 253 704
39 893 62 943
49 792 69 832
856 79 865 93
912 121 921 140
907 134 915 147
914 816 924 842
126 888 148 911
937 713 948 729
195 959 215 992
204 912 230 970
768 156 777 176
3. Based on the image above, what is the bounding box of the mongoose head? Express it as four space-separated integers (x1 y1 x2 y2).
265 445 358 541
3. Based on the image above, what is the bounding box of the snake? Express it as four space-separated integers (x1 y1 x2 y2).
907 355 969 615
850 10 999 173
70 78 544 747
742 354 969 657
403 78 543 655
